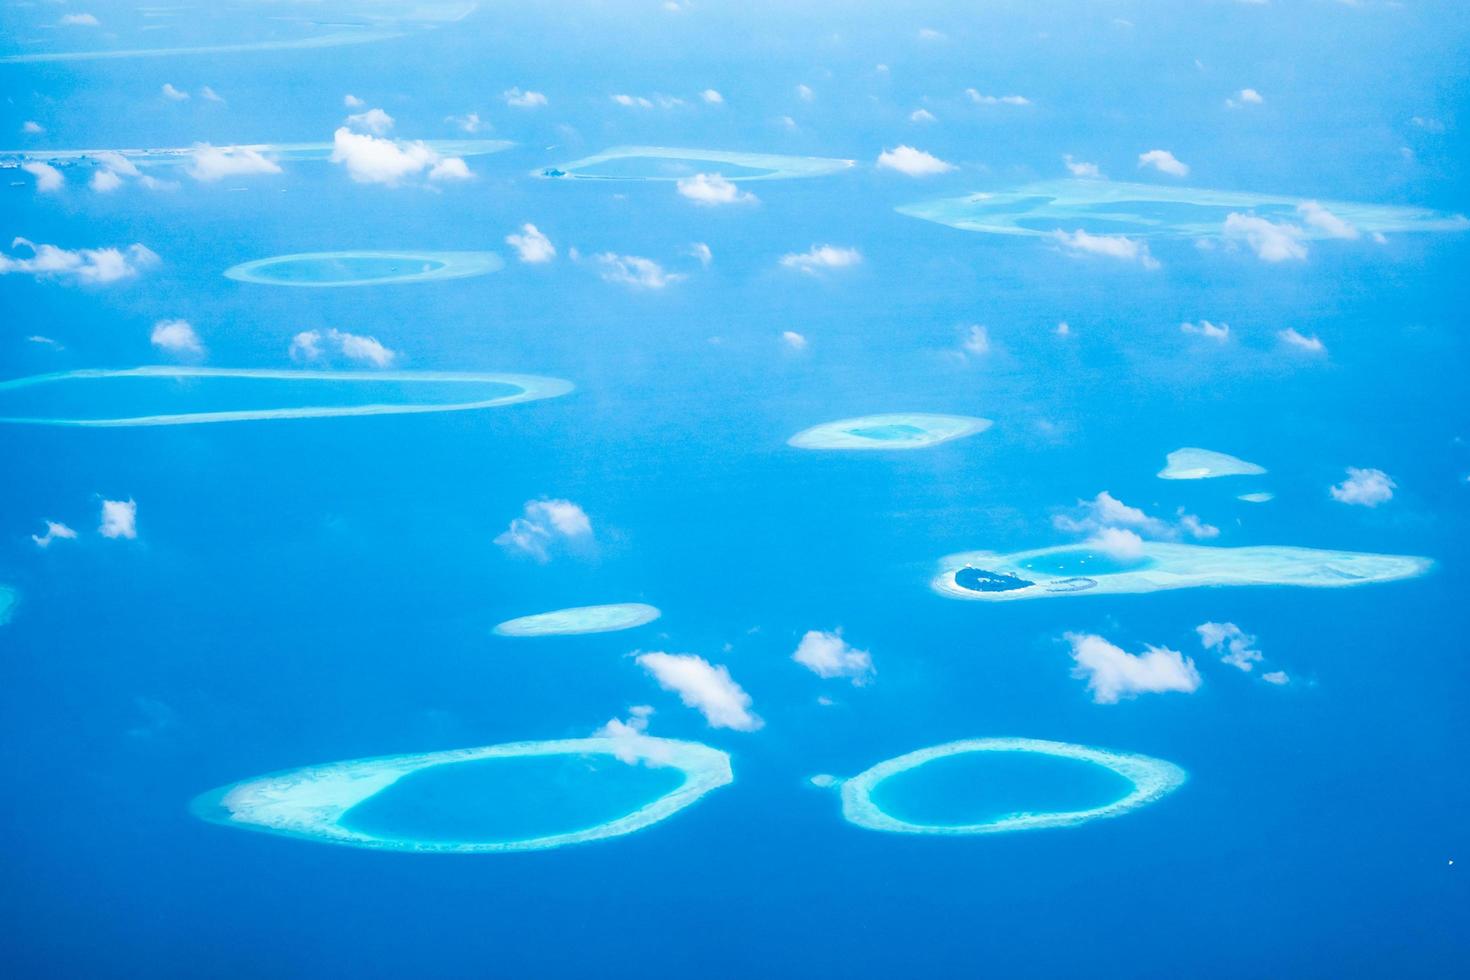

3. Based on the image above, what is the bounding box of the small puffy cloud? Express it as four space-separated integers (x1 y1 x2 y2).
792 629 874 685
1052 229 1159 269
1297 201 1359 239
1330 467 1396 507
99 499 137 540
1197 622 1263 672
427 157 473 181
796 84 815 101
345 107 394 134
1181 319 1230 341
1055 491 1216 542
505 223 555 263
0 238 159 285
329 127 470 186
688 242 713 267
961 324 990 356
495 498 593 561
289 331 322 362
186 144 282 182
90 169 124 193
1226 88 1264 108
1278 327 1325 353
32 521 78 548
1138 149 1189 176
447 112 484 133
161 83 190 102
150 318 203 356
200 86 224 103
1065 632 1201 704
1224 213 1308 261
289 328 395 366
779 244 862 274
910 108 937 123
676 172 756 206
594 253 683 289
1064 154 1102 178
344 94 365 108
965 89 1030 106
21 161 63 193
702 89 724 104
22 121 45 135
876 144 955 176
1262 670 1290 686
780 330 807 351
1087 526 1146 559
594 706 673 766
503 87 547 108
59 13 101 27
636 652 762 731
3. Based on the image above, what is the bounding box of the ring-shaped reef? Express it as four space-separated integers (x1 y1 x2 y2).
0 367 573 427
494 603 662 637
896 179 1469 239
538 145 855 182
191 736 733 853
933 540 1432 601
828 738 1186 836
789 413 991 451
1158 447 1266 480
224 250 504 287
2 140 512 172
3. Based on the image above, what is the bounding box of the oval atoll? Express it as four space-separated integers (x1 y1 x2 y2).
191 736 733 853
821 738 1186 836
788 413 991 451
224 250 504 287
0 367 573 427
494 603 662 637
538 145 855 182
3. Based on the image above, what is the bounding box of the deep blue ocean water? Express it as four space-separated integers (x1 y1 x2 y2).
2 2 1469 976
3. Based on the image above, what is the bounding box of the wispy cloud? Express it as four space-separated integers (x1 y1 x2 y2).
495 498 593 561
0 238 159 284
1051 229 1159 269
505 223 556 263
779 244 862 274
594 253 683 289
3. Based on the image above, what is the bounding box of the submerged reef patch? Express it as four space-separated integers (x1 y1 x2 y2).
494 603 662 637
789 413 991 451
1238 492 1275 503
1 140 511 172
1158 447 1266 480
826 738 1186 835
0 367 572 427
0 586 15 626
191 736 733 853
539 145 855 181
896 179 1468 239
934 541 1431 600
224 251 504 287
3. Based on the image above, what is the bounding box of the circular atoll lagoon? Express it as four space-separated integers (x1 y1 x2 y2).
0 367 573 427
538 145 855 182
224 250 504 287
788 413 991 451
493 603 662 637
191 736 733 853
933 541 1432 601
1157 447 1266 480
820 738 1187 836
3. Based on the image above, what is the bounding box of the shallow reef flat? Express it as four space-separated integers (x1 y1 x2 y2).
494 603 662 637
822 738 1186 835
191 736 733 853
0 586 15 626
224 251 504 287
933 541 1432 600
1158 447 1267 480
896 179 1469 239
0 367 572 427
788 413 991 451
538 145 855 181
1238 492 1275 504
0 140 511 171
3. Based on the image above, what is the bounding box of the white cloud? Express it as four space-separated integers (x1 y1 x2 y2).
1224 213 1308 261
1262 670 1291 686
1297 201 1359 239
1065 632 1201 704
22 121 45 135
780 330 807 351
1330 467 1396 507
150 318 203 356
1064 154 1102 178
701 89 724 104
636 652 762 730
1226 88 1264 108
1197 621 1263 672
910 108 937 123
32 521 78 548
447 112 484 133
688 242 713 267
329 329 395 367
200 86 224 103
676 172 756 206
1181 319 1230 341
1278 327 1326 353
1056 321 1071 336
611 93 684 109
0 238 159 284
186 144 282 182
1087 526 1146 559
961 324 990 356
796 84 815 101
503 87 547 108
161 83 190 102
343 94 365 108
966 89 1030 106
1051 229 1159 269
1055 491 1216 542
594 706 673 766
345 107 394 134
1138 149 1189 176
779 244 862 274
60 13 101 27
90 169 123 193
594 253 683 289
289 331 322 362
99 499 137 540
917 27 947 41
792 629 875 685
494 498 593 561
876 144 955 176
21 161 63 193
505 223 555 263
329 127 470 186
